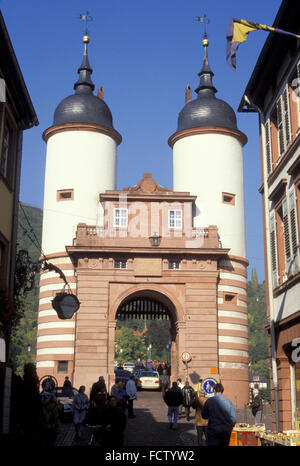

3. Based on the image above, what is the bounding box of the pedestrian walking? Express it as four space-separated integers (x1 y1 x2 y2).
177 378 184 415
126 374 138 418
192 391 208 446
90 376 107 412
114 381 130 412
182 380 195 421
201 383 236 447
41 395 61 446
101 396 127 446
248 388 263 425
163 382 183 431
195 377 203 397
160 369 170 396
73 385 89 439
62 376 73 397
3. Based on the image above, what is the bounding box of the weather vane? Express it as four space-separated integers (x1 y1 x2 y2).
196 14 210 38
79 11 93 36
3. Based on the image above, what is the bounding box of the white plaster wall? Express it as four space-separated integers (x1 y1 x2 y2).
173 133 246 257
42 130 117 254
274 285 300 322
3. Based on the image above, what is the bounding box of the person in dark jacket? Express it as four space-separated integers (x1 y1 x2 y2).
201 383 236 446
160 369 170 396
101 396 127 446
164 382 183 430
248 389 263 425
182 380 195 421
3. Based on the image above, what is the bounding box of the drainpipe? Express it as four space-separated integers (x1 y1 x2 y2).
243 95 279 432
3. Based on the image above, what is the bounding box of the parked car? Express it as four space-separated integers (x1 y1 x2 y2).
114 369 132 384
136 371 161 391
123 362 135 373
55 387 78 421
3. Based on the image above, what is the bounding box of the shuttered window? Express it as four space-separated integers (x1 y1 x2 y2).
276 85 292 157
282 196 291 275
265 119 272 175
297 60 300 125
270 213 278 287
289 189 300 274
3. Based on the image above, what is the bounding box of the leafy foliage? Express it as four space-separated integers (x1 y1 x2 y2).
247 269 271 400
117 318 171 362
115 327 147 364
10 203 43 375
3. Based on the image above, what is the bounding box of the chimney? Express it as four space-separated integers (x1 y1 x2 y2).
185 85 192 103
97 86 104 100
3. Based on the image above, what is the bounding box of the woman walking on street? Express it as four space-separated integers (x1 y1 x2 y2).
73 385 89 439
182 380 195 421
192 391 208 446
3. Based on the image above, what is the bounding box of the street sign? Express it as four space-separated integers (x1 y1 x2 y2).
181 351 192 362
202 377 217 396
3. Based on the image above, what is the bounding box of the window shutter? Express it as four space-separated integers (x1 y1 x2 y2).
289 189 299 273
282 196 291 275
276 97 285 157
297 60 300 123
265 120 272 175
282 86 291 148
270 213 278 287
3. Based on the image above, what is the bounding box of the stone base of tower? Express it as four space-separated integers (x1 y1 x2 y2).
220 368 250 409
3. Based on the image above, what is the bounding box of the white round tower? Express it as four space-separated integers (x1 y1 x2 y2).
41 35 121 256
169 39 247 257
36 35 121 383
168 37 250 405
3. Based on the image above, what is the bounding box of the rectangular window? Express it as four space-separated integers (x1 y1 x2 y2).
264 119 272 175
224 293 237 304
276 85 292 158
168 261 180 270
0 233 8 287
114 208 128 227
114 259 127 269
222 192 235 205
1 123 10 179
57 361 68 374
270 213 278 288
290 187 300 274
168 210 182 229
57 189 74 201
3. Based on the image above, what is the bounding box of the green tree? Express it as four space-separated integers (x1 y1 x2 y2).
247 269 271 401
10 203 42 375
115 327 147 364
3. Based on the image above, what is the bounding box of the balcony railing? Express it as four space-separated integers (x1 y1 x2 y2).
74 223 221 250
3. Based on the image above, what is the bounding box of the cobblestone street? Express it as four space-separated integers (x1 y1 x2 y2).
55 391 272 447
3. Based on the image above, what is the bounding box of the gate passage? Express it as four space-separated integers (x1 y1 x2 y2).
116 298 170 321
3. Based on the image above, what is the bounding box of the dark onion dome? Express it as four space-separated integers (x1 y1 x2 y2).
177 39 237 132
53 37 114 129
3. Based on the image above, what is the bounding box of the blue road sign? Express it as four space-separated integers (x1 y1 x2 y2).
202 378 217 396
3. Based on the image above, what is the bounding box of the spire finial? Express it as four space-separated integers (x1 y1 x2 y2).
194 15 217 96
79 11 93 53
74 12 95 92
196 14 210 57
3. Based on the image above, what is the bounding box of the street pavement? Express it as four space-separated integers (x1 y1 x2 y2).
55 391 272 447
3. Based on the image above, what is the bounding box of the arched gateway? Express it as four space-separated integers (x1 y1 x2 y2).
109 287 183 383
37 33 250 408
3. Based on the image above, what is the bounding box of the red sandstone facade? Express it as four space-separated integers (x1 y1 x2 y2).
36 173 249 407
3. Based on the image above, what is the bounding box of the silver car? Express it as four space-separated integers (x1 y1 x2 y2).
136 371 161 390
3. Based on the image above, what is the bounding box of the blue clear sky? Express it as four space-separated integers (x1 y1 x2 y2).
1 0 283 283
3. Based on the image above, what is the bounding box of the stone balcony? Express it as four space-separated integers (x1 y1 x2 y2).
73 223 223 251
